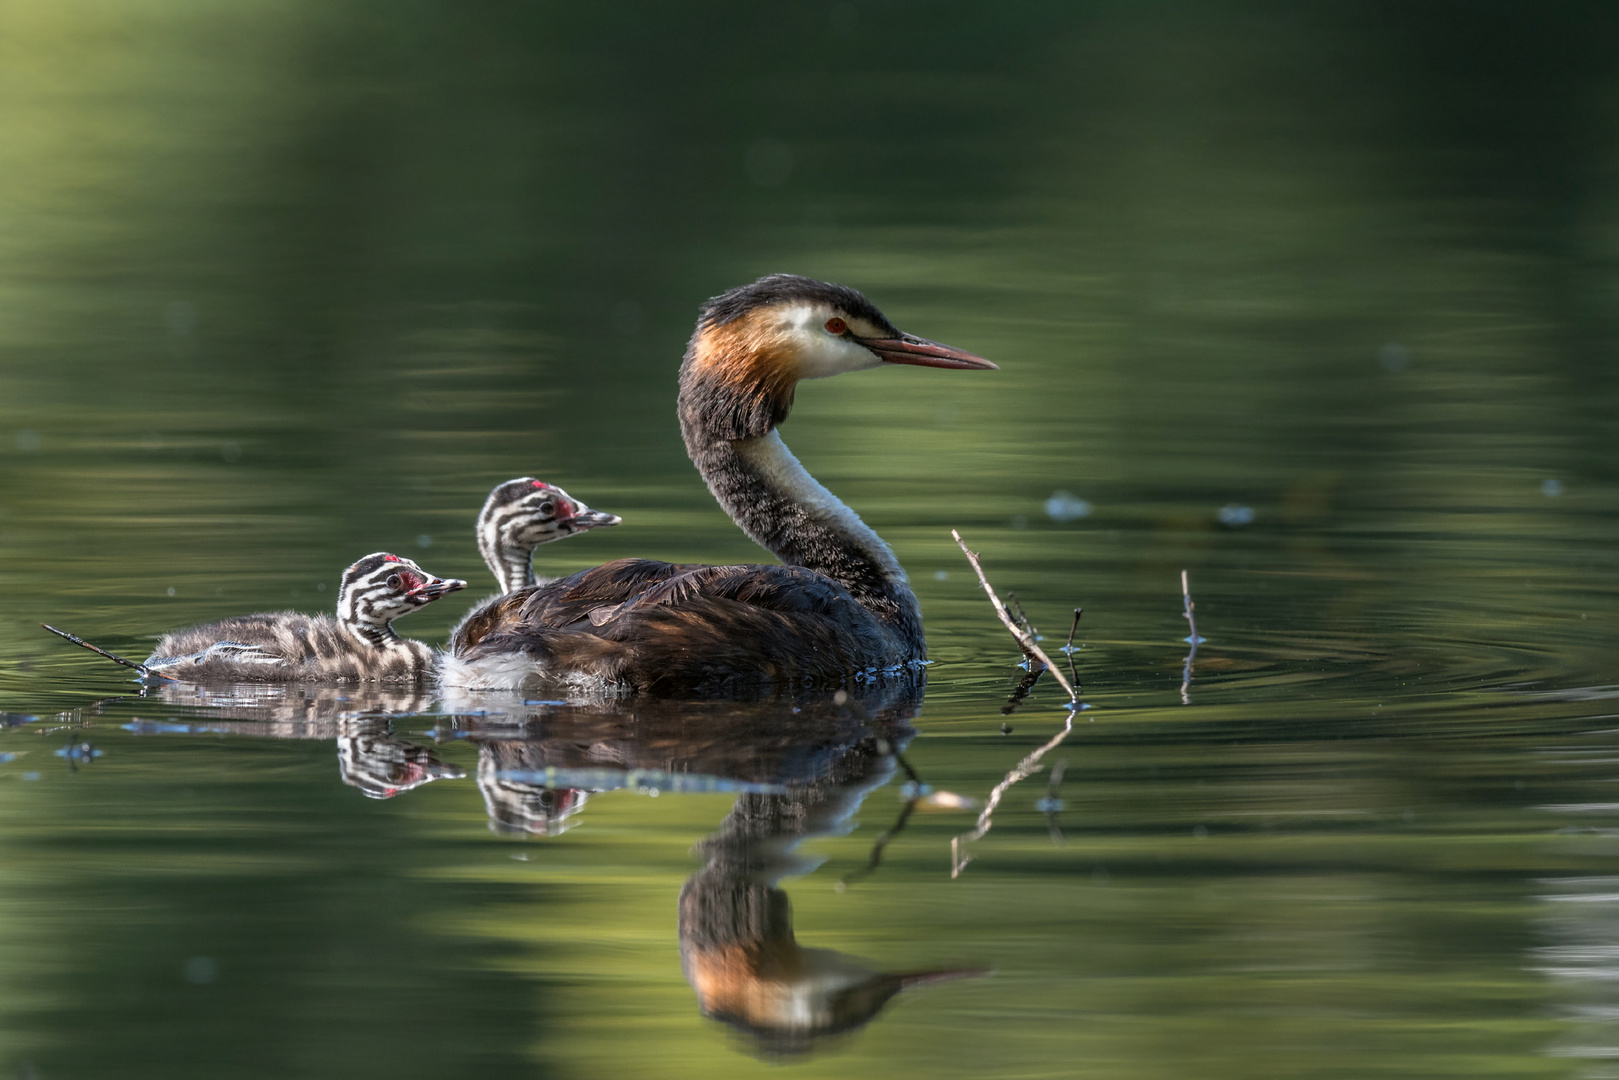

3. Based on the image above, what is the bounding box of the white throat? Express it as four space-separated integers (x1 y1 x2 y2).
734 430 909 588
772 304 883 380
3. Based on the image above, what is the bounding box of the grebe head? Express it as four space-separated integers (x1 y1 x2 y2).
680 274 997 440
337 553 467 632
478 478 621 554
476 478 620 593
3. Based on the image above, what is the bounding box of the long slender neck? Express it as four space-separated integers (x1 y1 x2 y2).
344 618 402 651
680 418 924 652
479 531 534 594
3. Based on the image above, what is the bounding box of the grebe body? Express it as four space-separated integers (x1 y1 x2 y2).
146 553 466 683
444 275 995 696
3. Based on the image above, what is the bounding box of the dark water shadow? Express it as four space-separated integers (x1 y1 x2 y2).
93 675 990 1059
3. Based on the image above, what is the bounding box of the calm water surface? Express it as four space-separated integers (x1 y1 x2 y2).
2 3 1618 1077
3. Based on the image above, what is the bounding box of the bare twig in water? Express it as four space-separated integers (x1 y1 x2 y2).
41 624 167 680
1180 571 1200 645
1063 608 1083 692
1002 597 1077 715
1179 571 1199 705
952 709 1075 877
1064 609 1082 652
951 531 1077 704
949 531 1084 874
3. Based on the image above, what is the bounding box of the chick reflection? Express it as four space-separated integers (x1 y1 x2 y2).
680 740 988 1057
337 716 465 799
127 682 464 799
475 738 589 836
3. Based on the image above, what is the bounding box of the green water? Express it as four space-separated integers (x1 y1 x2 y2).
3 2 1619 1076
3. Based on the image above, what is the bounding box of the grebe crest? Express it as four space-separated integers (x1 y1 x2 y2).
682 273 994 441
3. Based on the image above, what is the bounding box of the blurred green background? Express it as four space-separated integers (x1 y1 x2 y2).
2 2 1618 1077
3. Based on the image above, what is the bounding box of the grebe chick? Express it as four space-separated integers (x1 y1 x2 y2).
451 478 620 653
145 553 466 683
445 274 995 697
477 478 621 594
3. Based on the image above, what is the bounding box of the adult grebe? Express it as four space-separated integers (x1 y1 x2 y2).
444 274 995 695
144 553 466 683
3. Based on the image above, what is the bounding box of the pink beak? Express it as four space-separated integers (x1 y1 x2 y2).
859 332 998 370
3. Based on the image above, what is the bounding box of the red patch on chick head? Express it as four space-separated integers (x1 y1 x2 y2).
386 569 423 594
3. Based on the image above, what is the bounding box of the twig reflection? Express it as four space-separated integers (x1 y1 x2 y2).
1037 759 1068 845
838 795 919 889
951 708 1076 878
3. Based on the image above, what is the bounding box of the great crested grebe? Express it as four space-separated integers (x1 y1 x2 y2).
475 478 621 594
451 476 620 650
444 274 995 695
143 553 466 683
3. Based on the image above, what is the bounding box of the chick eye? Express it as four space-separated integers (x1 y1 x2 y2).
539 501 555 515
386 573 402 591
825 317 848 335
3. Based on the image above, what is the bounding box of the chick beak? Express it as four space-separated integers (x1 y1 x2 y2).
569 508 622 531
411 575 468 602
859 332 998 370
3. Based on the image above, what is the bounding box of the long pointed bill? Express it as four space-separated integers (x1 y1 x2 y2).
569 508 622 531
410 576 468 603
861 332 998 370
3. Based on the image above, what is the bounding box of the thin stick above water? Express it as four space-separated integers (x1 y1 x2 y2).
951 530 1077 703
41 623 163 679
1179 571 1199 705
1063 607 1083 693
1181 570 1199 645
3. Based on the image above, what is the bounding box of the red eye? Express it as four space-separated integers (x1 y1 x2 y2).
825 317 847 335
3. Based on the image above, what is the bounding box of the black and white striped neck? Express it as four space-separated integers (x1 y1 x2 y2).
480 535 535 595
344 620 403 651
